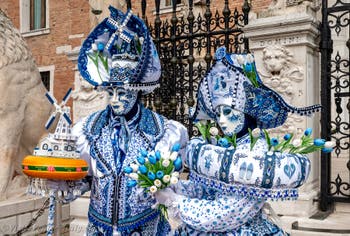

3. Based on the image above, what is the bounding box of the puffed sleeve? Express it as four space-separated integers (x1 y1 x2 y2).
190 137 311 190
176 194 264 232
154 119 189 160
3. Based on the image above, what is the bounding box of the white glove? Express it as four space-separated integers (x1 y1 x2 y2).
154 188 182 207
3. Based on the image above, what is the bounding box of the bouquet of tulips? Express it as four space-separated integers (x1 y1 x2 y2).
123 143 183 220
195 120 334 154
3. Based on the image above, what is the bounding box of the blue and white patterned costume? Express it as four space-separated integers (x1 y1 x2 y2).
74 6 189 235
73 104 187 235
168 47 320 235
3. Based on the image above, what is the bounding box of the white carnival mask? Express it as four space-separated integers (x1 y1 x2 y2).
107 87 138 116
216 105 245 136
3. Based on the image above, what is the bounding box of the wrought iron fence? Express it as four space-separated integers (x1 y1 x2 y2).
127 0 250 135
320 0 350 211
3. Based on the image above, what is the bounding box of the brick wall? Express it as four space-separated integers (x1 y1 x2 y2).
130 0 273 23
0 0 272 106
0 0 91 106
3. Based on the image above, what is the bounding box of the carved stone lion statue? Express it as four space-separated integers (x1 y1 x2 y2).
259 45 305 137
0 9 52 200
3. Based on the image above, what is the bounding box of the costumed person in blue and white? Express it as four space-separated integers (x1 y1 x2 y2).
155 47 322 235
64 6 187 235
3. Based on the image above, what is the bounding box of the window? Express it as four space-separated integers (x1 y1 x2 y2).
156 0 184 15
38 65 54 92
40 71 50 91
163 0 182 8
30 0 46 30
20 0 49 37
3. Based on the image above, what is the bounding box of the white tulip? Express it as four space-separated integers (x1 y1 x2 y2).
162 159 170 167
169 152 178 161
130 163 139 172
236 55 245 65
129 173 139 180
209 127 219 136
91 43 97 51
292 139 302 147
154 179 162 188
162 175 171 183
162 151 171 160
251 128 261 138
150 186 157 193
246 54 255 63
171 172 180 178
324 141 335 148
170 176 179 185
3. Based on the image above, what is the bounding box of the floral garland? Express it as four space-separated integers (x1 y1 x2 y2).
195 121 334 154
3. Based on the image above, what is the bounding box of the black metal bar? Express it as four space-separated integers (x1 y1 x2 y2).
154 0 162 113
187 0 195 133
205 0 212 71
223 0 231 49
242 0 250 52
319 0 333 212
141 0 147 21
170 0 178 119
126 0 132 10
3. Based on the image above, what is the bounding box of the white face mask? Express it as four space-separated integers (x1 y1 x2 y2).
107 87 138 116
216 105 245 136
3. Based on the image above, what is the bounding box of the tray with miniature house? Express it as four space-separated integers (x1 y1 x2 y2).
22 89 88 181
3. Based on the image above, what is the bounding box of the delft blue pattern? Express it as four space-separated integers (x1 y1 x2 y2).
183 135 309 200
261 152 276 188
174 211 288 236
82 106 170 235
190 47 322 128
78 6 160 91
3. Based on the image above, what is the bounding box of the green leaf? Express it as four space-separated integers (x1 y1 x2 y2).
263 129 271 151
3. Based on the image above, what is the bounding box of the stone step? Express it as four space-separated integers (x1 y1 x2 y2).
279 212 350 236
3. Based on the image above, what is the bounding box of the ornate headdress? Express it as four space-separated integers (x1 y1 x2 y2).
191 47 321 129
78 6 161 94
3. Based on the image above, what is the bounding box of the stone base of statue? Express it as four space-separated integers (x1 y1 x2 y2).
0 196 70 235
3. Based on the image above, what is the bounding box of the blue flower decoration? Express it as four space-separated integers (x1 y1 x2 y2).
137 156 145 165
139 165 148 174
172 143 181 152
174 157 182 171
314 138 325 147
140 149 148 157
245 63 253 72
124 166 133 174
304 128 312 136
271 138 279 146
148 155 157 165
147 171 156 180
322 147 333 153
97 42 104 52
127 180 137 187
156 171 164 179
218 138 230 148
155 151 161 161
283 134 291 141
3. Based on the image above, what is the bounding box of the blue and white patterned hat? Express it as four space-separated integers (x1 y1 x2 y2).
78 6 161 94
191 47 321 129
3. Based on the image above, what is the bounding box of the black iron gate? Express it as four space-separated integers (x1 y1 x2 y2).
128 0 250 135
320 0 350 211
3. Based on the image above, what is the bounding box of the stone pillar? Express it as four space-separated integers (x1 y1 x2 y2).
244 1 321 217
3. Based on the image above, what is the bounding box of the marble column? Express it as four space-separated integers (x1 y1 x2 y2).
244 1 321 217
